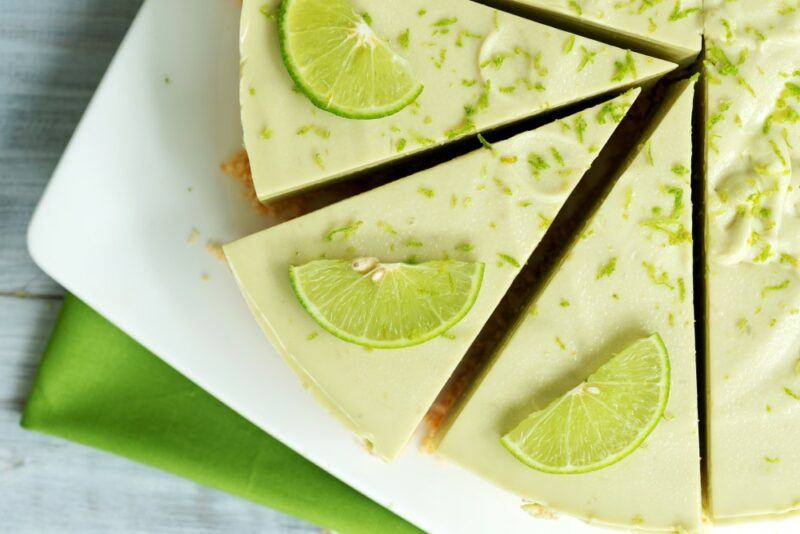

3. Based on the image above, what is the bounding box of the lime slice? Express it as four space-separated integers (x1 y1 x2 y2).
278 0 424 119
501 334 670 474
289 258 484 348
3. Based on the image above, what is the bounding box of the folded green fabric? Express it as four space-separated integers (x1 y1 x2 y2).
21 294 419 534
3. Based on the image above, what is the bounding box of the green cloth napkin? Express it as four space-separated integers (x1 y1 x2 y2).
21 294 419 534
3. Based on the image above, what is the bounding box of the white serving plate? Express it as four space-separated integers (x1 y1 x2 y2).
26 1 798 532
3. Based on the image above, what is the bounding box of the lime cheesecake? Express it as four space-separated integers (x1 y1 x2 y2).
704 0 800 519
490 0 702 63
225 91 639 460
241 0 675 202
439 80 701 531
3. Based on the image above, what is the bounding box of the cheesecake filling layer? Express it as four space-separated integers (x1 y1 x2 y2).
439 80 702 532
241 0 674 201
225 91 638 460
704 0 800 519
486 0 702 63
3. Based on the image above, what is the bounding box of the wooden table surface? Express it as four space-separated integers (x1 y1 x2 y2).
0 1 317 531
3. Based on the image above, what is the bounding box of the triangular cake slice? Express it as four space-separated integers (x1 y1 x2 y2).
704 0 800 519
225 91 639 460
242 0 675 201
439 80 701 531
494 0 702 63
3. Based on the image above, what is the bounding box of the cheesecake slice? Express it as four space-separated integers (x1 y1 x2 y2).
493 0 702 63
241 0 675 202
704 0 800 519
225 91 639 460
439 79 701 531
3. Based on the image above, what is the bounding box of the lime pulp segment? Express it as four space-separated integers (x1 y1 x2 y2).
501 334 670 474
278 0 424 119
289 258 484 349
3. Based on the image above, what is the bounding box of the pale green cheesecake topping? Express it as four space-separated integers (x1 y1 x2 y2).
225 92 637 460
704 0 800 520
439 80 701 532
241 0 674 201
494 0 702 62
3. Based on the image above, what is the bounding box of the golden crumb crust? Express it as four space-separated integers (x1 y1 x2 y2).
220 150 308 221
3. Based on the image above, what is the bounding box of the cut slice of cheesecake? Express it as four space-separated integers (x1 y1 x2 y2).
242 0 675 202
224 90 639 460
493 0 702 63
704 0 800 520
438 79 701 531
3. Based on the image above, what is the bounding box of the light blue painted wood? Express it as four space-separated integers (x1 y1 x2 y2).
0 0 145 295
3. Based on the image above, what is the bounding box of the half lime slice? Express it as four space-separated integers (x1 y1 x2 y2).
289 258 484 349
278 0 424 119
501 334 670 474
